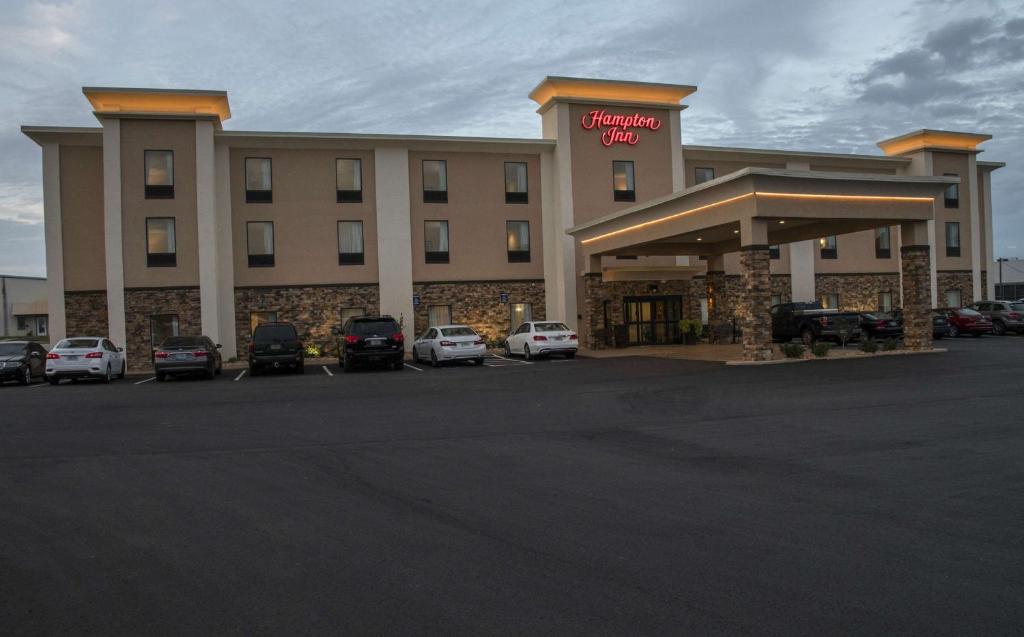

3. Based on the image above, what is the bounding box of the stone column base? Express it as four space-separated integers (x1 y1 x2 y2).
739 246 773 361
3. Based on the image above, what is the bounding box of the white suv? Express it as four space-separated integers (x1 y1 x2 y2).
504 321 578 360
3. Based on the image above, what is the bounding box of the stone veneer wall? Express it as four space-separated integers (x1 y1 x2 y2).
900 246 932 350
738 247 773 361
412 280 545 346
65 291 109 339
234 284 380 359
938 270 975 306
770 275 793 305
582 275 701 348
124 287 202 370
814 273 901 312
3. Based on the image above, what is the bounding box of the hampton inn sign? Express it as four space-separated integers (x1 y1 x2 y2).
580 109 662 146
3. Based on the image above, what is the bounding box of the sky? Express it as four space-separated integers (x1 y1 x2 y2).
1 0 1022 277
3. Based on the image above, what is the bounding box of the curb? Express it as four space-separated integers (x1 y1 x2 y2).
725 347 948 366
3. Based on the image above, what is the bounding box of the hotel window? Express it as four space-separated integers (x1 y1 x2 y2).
943 174 959 209
694 167 715 184
946 222 961 257
770 294 782 307
510 302 532 328
245 158 273 203
338 221 364 265
144 150 174 199
150 314 179 355
505 162 528 204
819 235 837 259
945 289 962 308
145 217 176 267
507 220 530 263
247 221 275 267
875 227 891 259
336 158 362 203
428 305 452 327
820 293 839 310
424 220 449 263
340 307 365 325
612 160 635 202
250 311 278 333
878 292 894 313
769 245 780 259
423 160 448 203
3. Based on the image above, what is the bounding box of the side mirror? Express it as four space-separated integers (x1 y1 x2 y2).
30 351 40 358
117 347 124 352
215 344 222 349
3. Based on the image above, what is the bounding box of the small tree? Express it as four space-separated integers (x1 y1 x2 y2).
833 315 858 349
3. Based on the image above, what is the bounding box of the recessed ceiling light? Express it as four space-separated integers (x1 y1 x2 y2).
733 229 739 234
696 237 703 241
779 220 786 224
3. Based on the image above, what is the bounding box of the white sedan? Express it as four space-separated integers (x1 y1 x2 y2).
46 336 126 384
412 325 487 367
504 321 578 360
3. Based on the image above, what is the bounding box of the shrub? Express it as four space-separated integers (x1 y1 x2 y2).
781 343 804 359
811 342 831 358
859 337 879 353
883 338 899 351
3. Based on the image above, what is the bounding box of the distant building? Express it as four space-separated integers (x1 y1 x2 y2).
994 259 1024 299
1 275 48 341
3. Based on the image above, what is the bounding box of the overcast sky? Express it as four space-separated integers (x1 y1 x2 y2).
2 0 1022 277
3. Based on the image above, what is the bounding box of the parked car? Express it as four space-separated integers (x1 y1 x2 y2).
504 321 578 360
939 308 992 337
334 315 404 372
248 322 304 375
154 335 223 381
0 341 47 385
45 336 125 384
889 309 951 339
859 312 903 340
412 324 486 367
970 300 1024 335
770 302 862 345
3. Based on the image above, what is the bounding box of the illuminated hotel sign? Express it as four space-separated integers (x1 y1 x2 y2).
580 110 661 146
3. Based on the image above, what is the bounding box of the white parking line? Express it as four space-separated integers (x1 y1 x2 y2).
490 353 532 365
234 370 247 381
322 365 333 376
404 363 423 372
134 377 156 385
29 382 47 388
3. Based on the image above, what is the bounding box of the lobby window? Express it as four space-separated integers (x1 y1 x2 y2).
820 293 839 310
245 158 273 203
612 160 635 202
943 174 959 209
879 292 894 313
945 289 962 308
424 220 449 263
507 220 530 263
428 304 452 327
875 227 891 259
250 311 278 333
423 160 447 203
819 235 837 259
146 217 176 267
338 221 364 265
144 150 174 199
510 302 532 328
945 222 961 257
769 244 780 260
336 159 362 203
150 314 179 355
247 221 275 267
770 294 782 307
694 167 715 184
505 162 528 204
340 307 365 325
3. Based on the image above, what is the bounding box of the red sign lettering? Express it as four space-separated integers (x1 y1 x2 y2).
580 110 662 146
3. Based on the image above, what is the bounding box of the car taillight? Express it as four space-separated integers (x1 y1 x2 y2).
876 320 887 328
85 351 103 359
297 342 304 351
46 352 60 360
1008 312 1021 320
533 335 548 341
474 339 485 345
569 334 578 340
345 335 360 344
818 317 831 326
391 332 404 343
248 342 255 353
194 350 208 357
440 340 457 347
154 351 169 359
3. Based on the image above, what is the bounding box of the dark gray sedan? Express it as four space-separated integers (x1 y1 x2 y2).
154 336 223 381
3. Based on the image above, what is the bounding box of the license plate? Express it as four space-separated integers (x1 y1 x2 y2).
172 353 191 360
270 344 281 351
66 355 78 361
460 342 472 348
552 336 565 341
368 339 384 346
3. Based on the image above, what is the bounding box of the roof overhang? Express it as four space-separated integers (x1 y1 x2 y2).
877 129 991 156
20 125 102 147
82 87 231 124
529 76 696 114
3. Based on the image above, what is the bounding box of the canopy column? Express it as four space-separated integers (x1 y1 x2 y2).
705 255 729 336
738 218 773 361
900 220 933 351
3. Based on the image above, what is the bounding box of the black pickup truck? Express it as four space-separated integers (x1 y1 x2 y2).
771 302 862 345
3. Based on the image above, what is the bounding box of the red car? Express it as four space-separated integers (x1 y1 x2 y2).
940 307 993 337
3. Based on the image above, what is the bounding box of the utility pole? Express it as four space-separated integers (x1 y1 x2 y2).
1 276 7 337
996 258 1007 299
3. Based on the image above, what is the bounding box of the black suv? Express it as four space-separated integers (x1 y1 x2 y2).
249 322 304 375
334 316 404 372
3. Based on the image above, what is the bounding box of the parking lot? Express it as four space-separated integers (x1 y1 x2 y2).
1 336 1022 635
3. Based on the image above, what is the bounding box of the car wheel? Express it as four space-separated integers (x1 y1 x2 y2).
118 360 127 379
993 320 1006 336
19 367 31 385
800 329 815 346
972 331 983 338
948 324 959 338
47 376 59 386
430 349 440 368
215 360 222 375
504 341 512 357
565 352 576 360
524 344 533 361
295 362 305 374
103 365 112 384
394 358 404 371
156 371 166 382
412 347 420 363
205 363 215 380
342 356 353 373
475 357 485 366
249 365 260 377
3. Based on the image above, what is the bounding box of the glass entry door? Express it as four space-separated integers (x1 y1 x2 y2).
623 296 682 345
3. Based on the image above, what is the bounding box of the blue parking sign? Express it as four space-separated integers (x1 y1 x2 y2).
499 292 509 303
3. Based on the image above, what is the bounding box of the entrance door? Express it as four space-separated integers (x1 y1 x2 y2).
623 296 682 345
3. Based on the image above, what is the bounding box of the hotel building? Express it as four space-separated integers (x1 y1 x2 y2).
22 77 1003 366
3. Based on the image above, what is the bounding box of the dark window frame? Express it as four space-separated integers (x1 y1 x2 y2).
504 161 528 204
506 220 531 263
245 157 273 203
424 220 450 264
945 222 961 257
246 221 275 267
820 236 838 260
336 158 363 203
768 245 780 260
694 167 715 185
337 220 365 266
612 160 635 202
144 149 175 199
875 227 891 259
943 174 959 209
422 159 448 203
145 217 177 267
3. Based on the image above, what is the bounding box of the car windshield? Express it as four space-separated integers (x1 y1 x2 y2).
535 322 570 332
57 338 98 349
0 343 26 355
440 327 475 337
254 326 297 341
163 336 204 347
958 308 981 317
1011 304 1024 312
862 313 888 320
351 320 399 336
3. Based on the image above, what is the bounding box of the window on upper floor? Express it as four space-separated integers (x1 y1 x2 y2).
694 167 715 185
819 235 837 259
144 150 174 199
769 245 780 259
943 174 959 209
424 220 449 263
247 221 275 267
507 220 530 263
875 227 891 259
245 158 272 203
946 222 961 257
505 162 528 204
423 160 448 203
146 217 176 267
336 158 362 203
612 160 635 202
338 221 364 265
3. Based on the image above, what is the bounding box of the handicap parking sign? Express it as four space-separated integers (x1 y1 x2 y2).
499 292 509 303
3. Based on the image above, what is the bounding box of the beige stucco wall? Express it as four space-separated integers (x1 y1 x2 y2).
60 145 106 291
931 152 973 272
814 228 898 274
408 150 544 282
120 119 199 288
977 166 987 265
681 159 786 187
230 148 379 287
